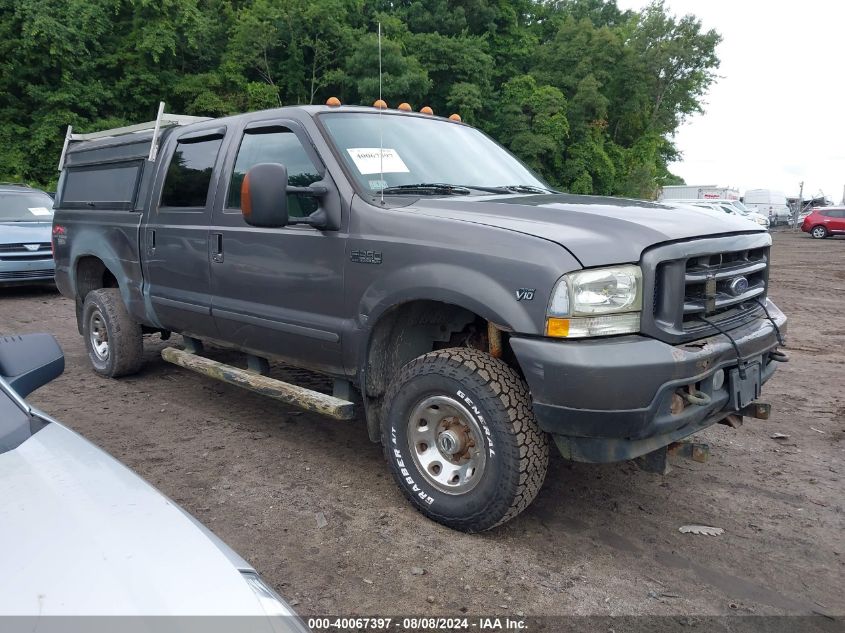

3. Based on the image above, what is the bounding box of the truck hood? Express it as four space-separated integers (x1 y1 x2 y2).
404 193 765 267
0 421 284 617
0 221 52 245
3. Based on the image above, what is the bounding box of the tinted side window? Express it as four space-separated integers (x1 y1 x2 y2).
227 129 321 218
825 209 844 218
161 137 223 207
62 162 141 209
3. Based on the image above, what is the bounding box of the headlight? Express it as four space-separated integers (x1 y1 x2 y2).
546 265 642 338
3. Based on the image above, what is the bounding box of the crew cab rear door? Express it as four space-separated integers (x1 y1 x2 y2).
142 127 226 338
208 119 347 375
828 209 845 233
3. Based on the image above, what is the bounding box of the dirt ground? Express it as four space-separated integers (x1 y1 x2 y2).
1 230 843 621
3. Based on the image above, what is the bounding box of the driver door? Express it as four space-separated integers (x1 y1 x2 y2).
208 120 347 375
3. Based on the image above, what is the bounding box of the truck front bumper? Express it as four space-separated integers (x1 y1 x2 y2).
510 299 787 463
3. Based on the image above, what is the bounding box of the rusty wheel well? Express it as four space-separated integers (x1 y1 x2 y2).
76 256 118 300
363 300 518 442
74 256 119 334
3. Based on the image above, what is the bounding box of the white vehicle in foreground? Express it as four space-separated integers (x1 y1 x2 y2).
0 333 307 632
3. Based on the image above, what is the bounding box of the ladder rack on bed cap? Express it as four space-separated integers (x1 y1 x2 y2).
57 101 211 171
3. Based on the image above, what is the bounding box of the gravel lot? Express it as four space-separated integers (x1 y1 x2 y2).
2 230 843 620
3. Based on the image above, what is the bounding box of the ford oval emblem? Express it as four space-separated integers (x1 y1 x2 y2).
728 276 749 296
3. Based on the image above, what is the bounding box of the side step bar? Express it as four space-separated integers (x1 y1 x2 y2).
161 347 355 420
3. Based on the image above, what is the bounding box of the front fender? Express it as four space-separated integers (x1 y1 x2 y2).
361 262 540 335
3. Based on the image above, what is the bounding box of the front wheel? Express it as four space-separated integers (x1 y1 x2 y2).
811 226 828 239
82 288 144 377
381 347 549 532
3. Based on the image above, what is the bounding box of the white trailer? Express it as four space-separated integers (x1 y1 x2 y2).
659 185 740 201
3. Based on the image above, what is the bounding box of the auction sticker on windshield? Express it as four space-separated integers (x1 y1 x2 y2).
347 148 409 175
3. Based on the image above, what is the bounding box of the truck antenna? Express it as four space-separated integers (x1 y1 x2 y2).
378 21 384 204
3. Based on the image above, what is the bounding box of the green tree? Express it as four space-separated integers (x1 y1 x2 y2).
494 75 569 185
0 0 721 197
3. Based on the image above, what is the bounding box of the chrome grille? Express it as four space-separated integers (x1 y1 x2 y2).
681 246 768 330
641 233 772 344
0 242 51 253
0 243 52 261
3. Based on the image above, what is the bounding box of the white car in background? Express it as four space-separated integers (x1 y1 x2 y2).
0 333 308 631
665 199 770 228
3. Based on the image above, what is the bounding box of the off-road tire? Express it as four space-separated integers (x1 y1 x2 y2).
381 347 549 532
811 226 828 239
82 288 144 377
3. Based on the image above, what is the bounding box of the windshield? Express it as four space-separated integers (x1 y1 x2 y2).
320 112 547 195
0 191 54 222
730 200 751 213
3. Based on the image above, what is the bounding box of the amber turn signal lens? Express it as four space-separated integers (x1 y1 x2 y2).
420 106 434 115
545 318 570 338
326 96 341 107
373 99 388 109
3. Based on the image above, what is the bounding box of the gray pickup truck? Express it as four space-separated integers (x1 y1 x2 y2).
52 101 787 532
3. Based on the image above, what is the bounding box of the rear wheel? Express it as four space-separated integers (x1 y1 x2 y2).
811 226 828 239
381 347 549 532
82 288 144 377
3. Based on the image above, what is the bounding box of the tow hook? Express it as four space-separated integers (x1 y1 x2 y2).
683 390 711 406
770 349 789 363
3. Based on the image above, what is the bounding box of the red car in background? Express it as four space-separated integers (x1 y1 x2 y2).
801 207 845 239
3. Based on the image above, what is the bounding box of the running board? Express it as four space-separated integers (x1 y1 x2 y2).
161 347 355 420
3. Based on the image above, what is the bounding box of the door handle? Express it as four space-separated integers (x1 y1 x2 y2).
147 229 156 255
211 232 224 263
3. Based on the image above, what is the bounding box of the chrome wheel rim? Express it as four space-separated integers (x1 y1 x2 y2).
89 310 109 361
408 395 487 495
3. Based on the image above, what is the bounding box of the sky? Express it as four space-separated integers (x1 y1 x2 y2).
616 0 845 202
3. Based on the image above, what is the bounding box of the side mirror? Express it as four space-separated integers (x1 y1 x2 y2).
0 333 64 398
242 163 289 228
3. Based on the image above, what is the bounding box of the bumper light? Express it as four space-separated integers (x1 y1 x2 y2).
546 313 641 338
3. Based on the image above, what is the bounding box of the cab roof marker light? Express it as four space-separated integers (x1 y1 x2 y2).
326 96 341 107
